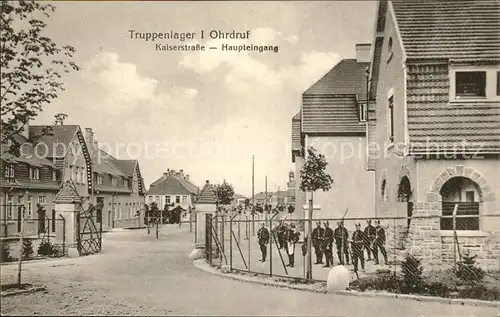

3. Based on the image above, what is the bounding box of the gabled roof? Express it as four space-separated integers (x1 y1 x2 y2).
195 181 217 204
301 59 368 135
112 160 137 177
392 0 500 62
54 181 82 204
1 134 55 168
147 174 198 195
93 149 126 177
30 125 80 157
303 59 369 98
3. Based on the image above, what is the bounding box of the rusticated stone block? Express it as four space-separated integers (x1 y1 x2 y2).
446 167 457 177
426 192 440 203
464 168 474 178
455 165 464 175
470 172 481 182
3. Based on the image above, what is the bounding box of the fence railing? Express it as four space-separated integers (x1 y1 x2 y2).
204 212 500 284
1 216 67 262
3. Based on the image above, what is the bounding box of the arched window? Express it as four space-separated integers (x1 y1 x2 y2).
440 176 481 231
381 179 388 202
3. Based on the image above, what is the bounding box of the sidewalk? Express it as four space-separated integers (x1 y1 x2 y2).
193 259 500 309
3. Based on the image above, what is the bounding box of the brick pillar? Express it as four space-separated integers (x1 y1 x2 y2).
408 202 442 269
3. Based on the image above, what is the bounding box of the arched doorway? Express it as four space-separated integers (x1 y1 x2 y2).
440 176 481 231
397 176 413 227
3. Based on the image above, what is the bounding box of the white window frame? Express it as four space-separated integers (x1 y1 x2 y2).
5 165 15 178
165 196 171 204
38 196 47 205
97 175 103 185
359 103 367 122
6 195 14 219
175 196 181 204
29 167 40 180
387 95 395 143
124 179 129 188
27 197 32 217
181 195 187 204
449 66 500 102
112 176 117 187
52 170 57 181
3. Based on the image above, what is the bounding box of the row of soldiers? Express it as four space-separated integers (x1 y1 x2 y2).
257 219 389 273
306 219 389 272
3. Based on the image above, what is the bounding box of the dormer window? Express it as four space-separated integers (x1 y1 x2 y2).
359 103 367 122
124 179 129 188
29 167 40 180
456 71 486 99
112 176 117 187
52 170 57 181
97 175 103 185
450 67 499 101
4 165 15 180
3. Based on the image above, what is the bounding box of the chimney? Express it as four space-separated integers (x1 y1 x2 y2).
163 172 168 178
186 174 190 181
85 128 94 147
17 119 29 139
355 44 371 63
180 169 184 176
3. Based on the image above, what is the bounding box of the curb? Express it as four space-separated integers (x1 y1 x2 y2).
0 285 46 298
193 260 500 309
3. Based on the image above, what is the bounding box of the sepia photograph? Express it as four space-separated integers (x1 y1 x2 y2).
0 0 499 316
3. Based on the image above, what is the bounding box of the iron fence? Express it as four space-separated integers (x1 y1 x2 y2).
204 211 500 286
1 216 67 262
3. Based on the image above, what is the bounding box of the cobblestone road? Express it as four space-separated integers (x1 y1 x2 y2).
1 225 498 316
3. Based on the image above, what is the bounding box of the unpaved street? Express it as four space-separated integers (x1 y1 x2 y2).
1 225 498 316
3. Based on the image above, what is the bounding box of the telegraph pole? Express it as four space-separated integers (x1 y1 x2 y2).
265 176 268 222
251 155 255 236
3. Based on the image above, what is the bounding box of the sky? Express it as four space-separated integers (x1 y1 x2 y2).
34 1 377 197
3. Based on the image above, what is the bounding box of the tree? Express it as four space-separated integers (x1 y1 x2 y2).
1 1 79 158
214 181 235 209
300 146 334 279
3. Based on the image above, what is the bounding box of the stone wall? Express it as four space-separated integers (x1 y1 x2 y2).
407 201 500 271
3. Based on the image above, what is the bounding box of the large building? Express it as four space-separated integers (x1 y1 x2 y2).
146 169 199 220
369 0 500 268
1 123 146 237
85 128 146 230
291 44 376 220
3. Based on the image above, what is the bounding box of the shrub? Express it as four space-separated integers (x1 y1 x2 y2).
455 252 484 283
401 253 423 293
352 273 404 293
37 240 55 256
22 239 34 259
458 284 500 301
1 243 13 262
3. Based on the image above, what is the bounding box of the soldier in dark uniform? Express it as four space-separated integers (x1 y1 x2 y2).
334 221 350 265
257 222 270 262
322 221 334 267
372 219 388 265
351 223 367 272
285 223 299 267
364 219 376 261
277 221 287 249
312 221 325 264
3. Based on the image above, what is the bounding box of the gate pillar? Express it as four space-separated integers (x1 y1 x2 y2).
192 181 217 254
54 181 83 257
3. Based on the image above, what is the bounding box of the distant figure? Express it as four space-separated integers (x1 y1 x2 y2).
334 221 350 265
321 221 334 268
285 223 299 267
312 221 325 264
351 223 367 273
372 219 388 265
257 222 270 262
277 222 287 249
364 219 376 261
